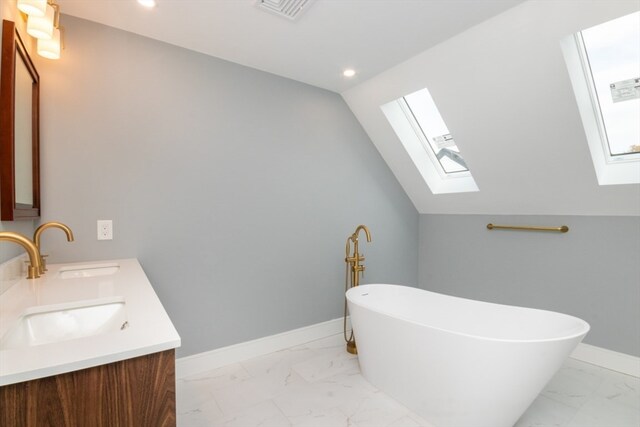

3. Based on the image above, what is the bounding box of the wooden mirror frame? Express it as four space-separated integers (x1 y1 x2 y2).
0 19 40 221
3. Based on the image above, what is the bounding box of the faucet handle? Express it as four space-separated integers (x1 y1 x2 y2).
40 254 49 273
29 255 48 274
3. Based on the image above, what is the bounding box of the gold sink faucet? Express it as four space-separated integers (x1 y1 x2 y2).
33 222 74 274
0 231 42 279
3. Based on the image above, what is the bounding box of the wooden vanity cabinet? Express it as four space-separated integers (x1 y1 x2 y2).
0 349 176 427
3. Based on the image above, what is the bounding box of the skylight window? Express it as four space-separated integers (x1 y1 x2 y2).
561 11 640 185
581 13 640 158
403 89 469 174
381 87 478 194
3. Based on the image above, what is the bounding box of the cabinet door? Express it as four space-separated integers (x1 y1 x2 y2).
0 350 176 427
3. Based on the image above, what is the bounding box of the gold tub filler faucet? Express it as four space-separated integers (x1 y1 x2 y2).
343 224 371 355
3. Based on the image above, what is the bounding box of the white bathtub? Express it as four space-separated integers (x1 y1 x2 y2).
346 284 589 427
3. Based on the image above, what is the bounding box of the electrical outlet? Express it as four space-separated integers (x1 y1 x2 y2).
97 220 113 240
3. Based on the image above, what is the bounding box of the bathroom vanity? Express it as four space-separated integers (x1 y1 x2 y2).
0 258 181 426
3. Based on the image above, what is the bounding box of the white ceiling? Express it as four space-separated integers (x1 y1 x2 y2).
56 0 525 93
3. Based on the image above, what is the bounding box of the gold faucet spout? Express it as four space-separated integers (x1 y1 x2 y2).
33 222 74 274
346 224 372 288
34 221 75 248
0 231 41 279
353 224 372 242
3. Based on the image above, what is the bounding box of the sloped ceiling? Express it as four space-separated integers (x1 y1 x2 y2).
55 0 524 92
50 0 640 216
342 0 640 216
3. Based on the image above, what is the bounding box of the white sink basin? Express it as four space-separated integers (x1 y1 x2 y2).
0 297 128 350
58 263 120 279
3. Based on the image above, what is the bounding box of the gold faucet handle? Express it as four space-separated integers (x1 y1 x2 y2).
29 254 48 274
40 254 49 273
22 260 41 279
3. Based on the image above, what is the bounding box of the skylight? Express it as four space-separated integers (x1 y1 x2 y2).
561 11 640 185
403 89 469 174
381 87 478 194
581 12 640 158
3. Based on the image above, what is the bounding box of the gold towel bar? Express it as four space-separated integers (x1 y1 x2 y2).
486 224 569 233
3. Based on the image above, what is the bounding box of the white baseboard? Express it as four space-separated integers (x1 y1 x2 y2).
176 317 349 379
176 318 639 380
571 342 640 378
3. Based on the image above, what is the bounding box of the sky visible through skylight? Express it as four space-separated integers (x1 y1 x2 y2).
581 12 640 156
404 88 468 173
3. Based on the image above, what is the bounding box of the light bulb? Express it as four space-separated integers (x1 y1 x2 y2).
343 69 356 78
17 0 47 17
27 4 54 39
38 28 61 59
137 0 157 8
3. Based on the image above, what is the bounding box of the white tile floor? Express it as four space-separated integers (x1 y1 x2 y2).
177 334 640 427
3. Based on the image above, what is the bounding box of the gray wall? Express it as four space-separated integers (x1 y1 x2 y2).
29 16 418 357
419 214 640 356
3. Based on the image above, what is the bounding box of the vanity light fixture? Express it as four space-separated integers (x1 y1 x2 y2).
37 26 61 59
17 0 47 17
343 69 356 78
137 0 157 8
19 0 64 59
26 2 54 39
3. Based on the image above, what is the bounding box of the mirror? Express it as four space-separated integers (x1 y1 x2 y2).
0 19 40 221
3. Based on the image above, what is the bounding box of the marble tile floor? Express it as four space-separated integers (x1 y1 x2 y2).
177 334 640 427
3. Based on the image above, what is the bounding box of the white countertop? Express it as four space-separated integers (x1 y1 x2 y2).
0 258 181 386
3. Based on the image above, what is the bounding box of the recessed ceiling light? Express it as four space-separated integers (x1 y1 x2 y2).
137 0 156 8
343 69 356 78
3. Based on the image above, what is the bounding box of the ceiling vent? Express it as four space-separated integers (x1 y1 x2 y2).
256 0 315 21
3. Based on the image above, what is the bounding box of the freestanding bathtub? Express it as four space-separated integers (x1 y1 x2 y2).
346 284 589 427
